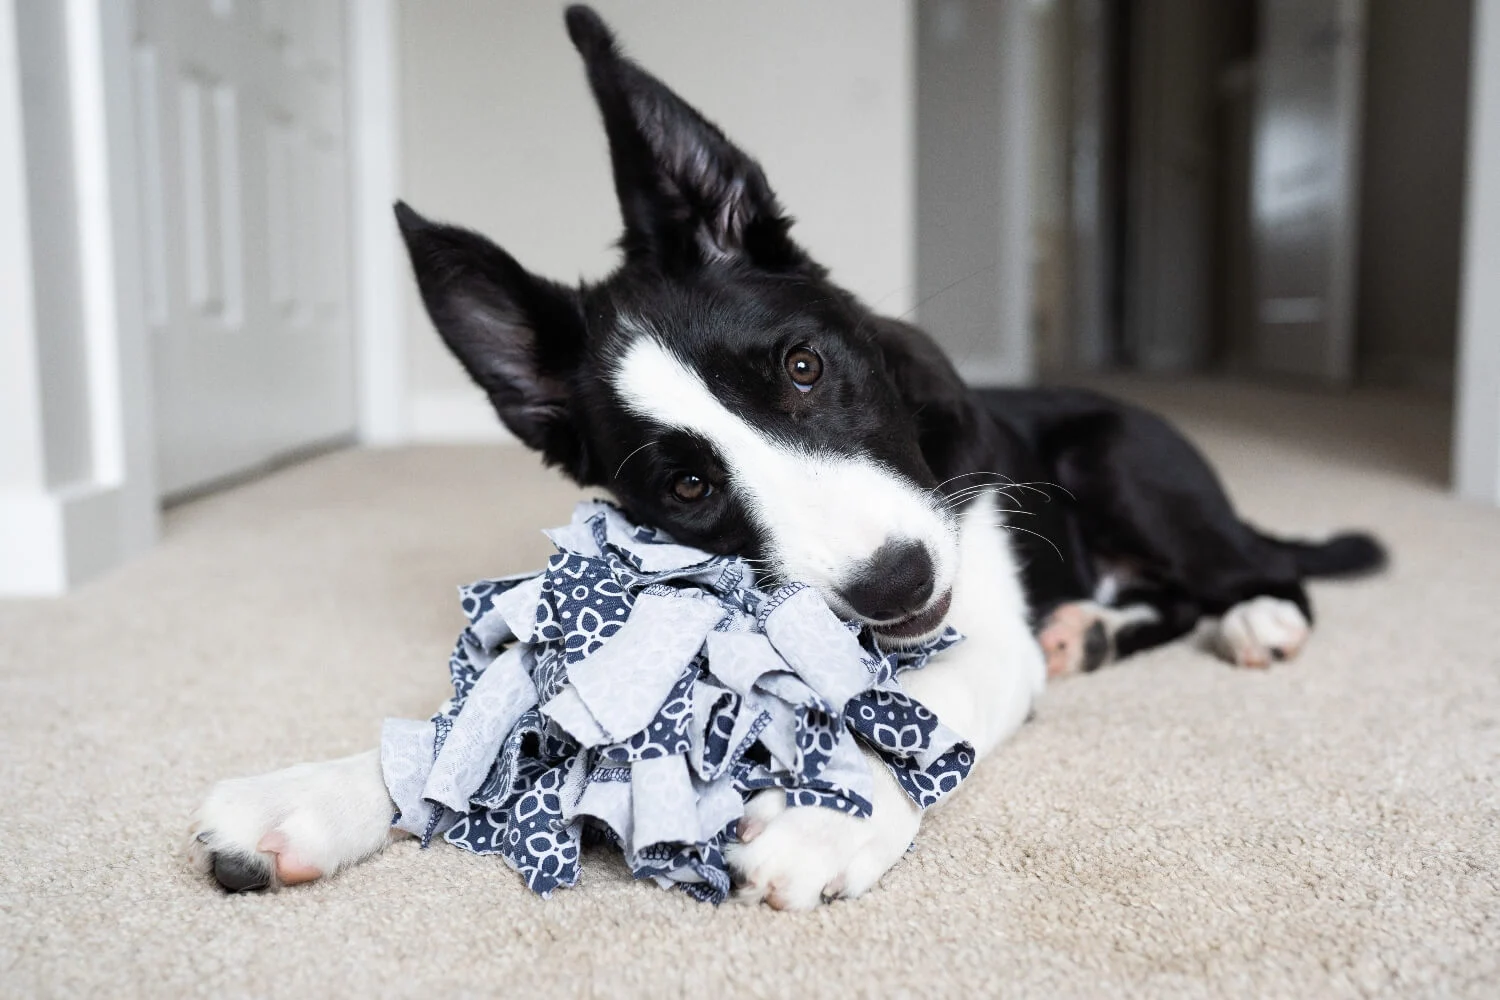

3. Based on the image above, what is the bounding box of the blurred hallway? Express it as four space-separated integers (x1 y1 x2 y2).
1074 376 1454 487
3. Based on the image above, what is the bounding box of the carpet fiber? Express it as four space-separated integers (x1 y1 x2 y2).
2 382 1497 998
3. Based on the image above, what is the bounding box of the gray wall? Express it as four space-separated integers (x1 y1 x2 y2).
915 0 1034 385
1356 0 1473 389
397 1 915 431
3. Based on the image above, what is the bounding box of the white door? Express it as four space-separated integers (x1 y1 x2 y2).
1250 0 1366 384
133 0 355 497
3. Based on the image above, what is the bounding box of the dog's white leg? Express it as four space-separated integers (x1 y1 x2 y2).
726 494 1043 907
187 749 402 891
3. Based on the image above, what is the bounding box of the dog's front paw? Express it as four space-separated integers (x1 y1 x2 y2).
724 785 921 910
187 750 397 892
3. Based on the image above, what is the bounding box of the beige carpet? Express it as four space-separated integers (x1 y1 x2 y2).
2 382 1497 998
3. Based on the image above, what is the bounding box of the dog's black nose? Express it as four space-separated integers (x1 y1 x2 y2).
838 540 936 623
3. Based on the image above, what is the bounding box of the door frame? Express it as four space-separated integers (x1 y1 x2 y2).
347 0 407 445
0 0 157 595
2 0 404 594
1454 0 1500 505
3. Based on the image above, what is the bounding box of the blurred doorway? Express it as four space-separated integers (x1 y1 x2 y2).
134 0 356 498
1039 0 1473 401
1249 0 1365 383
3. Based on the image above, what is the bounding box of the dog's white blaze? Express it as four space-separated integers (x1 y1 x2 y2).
611 333 957 611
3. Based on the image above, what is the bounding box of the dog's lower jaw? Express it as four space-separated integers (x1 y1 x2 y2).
870 587 955 647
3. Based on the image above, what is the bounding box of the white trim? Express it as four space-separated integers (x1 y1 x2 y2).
0 0 46 490
348 0 408 445
94 0 159 555
0 483 132 595
408 391 517 444
0 0 157 595
75 0 159 570
0 493 68 595
66 0 125 486
1454 0 1500 505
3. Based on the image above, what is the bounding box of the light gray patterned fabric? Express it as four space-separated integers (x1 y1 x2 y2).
379 500 974 902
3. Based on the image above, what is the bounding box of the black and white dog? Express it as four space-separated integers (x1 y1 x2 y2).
188 7 1382 909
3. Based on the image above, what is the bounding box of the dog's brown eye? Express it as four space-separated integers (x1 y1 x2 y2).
671 474 711 503
785 347 822 390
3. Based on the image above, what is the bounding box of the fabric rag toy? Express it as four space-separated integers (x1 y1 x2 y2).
380 500 975 903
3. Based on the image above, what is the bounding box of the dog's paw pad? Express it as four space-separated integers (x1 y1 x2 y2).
210 852 275 893
1038 603 1111 677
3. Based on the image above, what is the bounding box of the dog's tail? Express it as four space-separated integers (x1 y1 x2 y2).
1258 529 1388 579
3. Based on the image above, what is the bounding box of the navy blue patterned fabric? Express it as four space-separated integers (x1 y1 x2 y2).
379 500 974 903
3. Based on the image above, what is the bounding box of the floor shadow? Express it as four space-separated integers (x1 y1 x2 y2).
1050 374 1454 487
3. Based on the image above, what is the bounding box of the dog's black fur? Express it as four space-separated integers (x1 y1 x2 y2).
397 6 1384 664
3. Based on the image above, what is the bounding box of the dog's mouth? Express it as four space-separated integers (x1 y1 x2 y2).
871 588 954 642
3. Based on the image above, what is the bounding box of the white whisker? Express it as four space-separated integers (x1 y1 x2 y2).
613 441 659 479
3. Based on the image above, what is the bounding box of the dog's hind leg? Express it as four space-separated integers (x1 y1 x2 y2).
1028 399 1328 669
1038 586 1202 677
187 749 403 891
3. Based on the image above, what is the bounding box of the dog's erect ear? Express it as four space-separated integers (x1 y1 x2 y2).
394 201 593 480
564 5 809 274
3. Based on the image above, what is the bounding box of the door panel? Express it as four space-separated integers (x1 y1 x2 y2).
135 0 354 496
1251 0 1366 383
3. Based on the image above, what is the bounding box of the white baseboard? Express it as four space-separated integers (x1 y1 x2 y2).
408 391 518 444
0 493 66 595
0 481 139 595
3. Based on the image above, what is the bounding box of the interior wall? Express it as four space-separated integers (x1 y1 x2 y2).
914 0 1034 385
1356 0 1473 390
397 0 915 438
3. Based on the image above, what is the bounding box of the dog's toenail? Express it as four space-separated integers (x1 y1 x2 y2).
212 853 272 893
